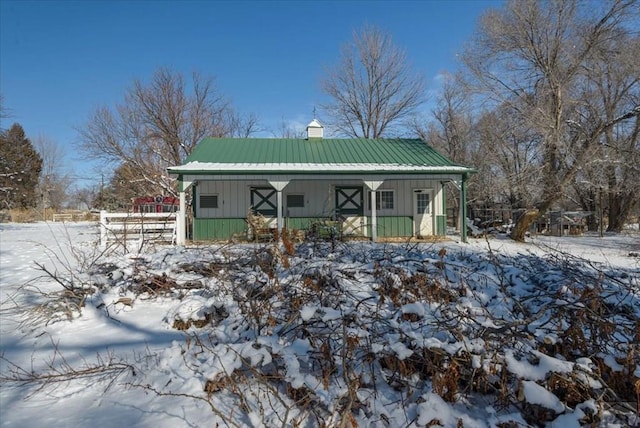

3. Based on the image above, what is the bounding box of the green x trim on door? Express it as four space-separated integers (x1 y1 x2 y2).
335 187 364 216
251 187 277 216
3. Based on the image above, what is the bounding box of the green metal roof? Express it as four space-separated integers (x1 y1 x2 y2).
168 138 474 175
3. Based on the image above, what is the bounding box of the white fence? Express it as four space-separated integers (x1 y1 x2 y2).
52 213 74 222
99 210 178 247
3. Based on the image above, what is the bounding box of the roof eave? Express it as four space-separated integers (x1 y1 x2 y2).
168 167 474 176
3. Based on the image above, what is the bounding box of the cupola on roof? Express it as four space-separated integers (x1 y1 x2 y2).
306 119 323 139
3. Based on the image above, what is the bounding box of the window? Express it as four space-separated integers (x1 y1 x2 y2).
416 193 430 214
368 190 394 210
287 194 305 208
200 195 218 209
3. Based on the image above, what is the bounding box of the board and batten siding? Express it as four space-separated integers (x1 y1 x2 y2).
280 180 336 218
195 180 337 219
365 179 446 236
192 178 446 240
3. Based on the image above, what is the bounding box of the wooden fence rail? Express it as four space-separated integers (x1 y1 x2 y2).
99 210 178 247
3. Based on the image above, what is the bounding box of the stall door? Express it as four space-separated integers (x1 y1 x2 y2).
335 186 366 236
413 189 433 237
250 188 277 216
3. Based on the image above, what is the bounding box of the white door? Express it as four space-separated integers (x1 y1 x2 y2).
413 189 433 237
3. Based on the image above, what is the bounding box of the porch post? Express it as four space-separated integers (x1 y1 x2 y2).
440 181 447 236
276 190 283 232
460 174 468 243
268 180 290 235
370 190 377 242
177 178 193 246
364 180 383 242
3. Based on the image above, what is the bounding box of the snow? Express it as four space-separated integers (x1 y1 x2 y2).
169 161 472 173
505 350 574 381
521 380 565 413
1 222 638 427
389 341 413 360
299 304 317 321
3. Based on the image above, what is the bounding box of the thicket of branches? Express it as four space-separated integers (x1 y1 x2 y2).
3 232 638 426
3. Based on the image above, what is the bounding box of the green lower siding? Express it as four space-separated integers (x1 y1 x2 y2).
193 216 415 240
374 216 413 237
284 217 322 231
436 215 447 235
291 216 413 238
194 218 246 240
193 217 322 240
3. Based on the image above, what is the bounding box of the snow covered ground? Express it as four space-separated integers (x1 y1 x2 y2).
0 222 638 427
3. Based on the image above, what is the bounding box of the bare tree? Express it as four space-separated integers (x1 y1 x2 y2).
34 135 72 210
0 94 11 130
77 68 236 197
69 186 97 211
605 114 640 231
98 162 157 210
226 111 263 138
321 24 425 138
462 0 640 241
271 116 306 138
586 31 640 232
571 30 640 232
414 73 474 163
474 103 543 210
413 74 477 224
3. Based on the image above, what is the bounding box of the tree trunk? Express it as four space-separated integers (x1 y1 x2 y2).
607 190 620 232
607 190 638 232
575 188 599 232
510 194 559 242
510 209 541 242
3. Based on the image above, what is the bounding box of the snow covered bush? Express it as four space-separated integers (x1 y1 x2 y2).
2 227 638 427
92 239 637 426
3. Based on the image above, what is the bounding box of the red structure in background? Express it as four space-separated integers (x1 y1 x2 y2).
132 196 179 213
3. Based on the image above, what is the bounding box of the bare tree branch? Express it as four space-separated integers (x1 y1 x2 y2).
321 24 426 138
76 68 241 200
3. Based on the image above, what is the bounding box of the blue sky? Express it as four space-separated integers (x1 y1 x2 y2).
1 0 501 187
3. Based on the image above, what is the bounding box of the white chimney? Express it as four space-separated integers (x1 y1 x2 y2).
306 119 323 139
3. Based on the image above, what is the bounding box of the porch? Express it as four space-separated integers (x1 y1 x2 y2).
179 176 465 243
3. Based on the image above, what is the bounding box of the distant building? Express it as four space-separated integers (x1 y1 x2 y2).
132 196 179 213
540 211 591 236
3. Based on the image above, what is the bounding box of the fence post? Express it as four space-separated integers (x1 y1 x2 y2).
177 192 186 245
173 214 179 245
100 210 107 248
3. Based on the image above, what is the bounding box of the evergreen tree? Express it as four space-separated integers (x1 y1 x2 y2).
0 123 43 209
